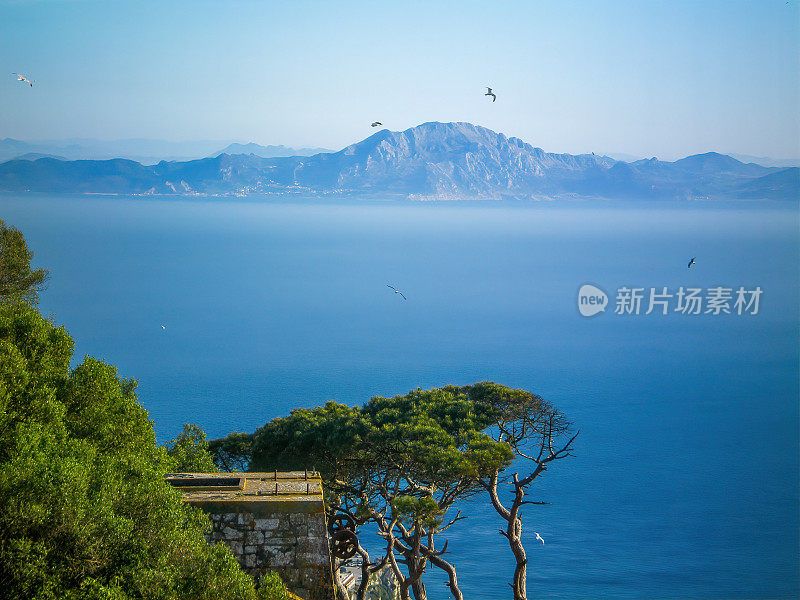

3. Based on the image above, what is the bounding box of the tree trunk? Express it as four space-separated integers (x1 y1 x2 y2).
402 523 428 600
332 558 351 600
509 516 528 600
410 575 427 600
385 533 413 600
425 553 464 600
398 577 413 600
355 562 369 600
398 549 428 600
354 543 385 600
483 472 530 600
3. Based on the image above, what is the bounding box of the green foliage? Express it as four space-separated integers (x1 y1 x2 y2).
208 431 253 472
250 401 365 475
250 386 517 485
392 496 444 529
249 384 518 522
166 423 219 473
0 303 263 600
0 219 49 305
249 383 546 597
256 572 291 600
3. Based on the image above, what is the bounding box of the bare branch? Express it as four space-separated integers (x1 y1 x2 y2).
480 471 511 522
438 510 466 534
515 449 538 461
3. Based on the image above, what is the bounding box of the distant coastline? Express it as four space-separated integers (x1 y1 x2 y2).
1 122 797 201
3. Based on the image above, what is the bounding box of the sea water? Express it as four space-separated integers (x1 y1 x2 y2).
1 194 797 599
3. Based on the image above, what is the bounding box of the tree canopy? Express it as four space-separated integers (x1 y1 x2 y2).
208 431 253 472
0 302 288 600
240 383 577 600
166 423 219 473
247 384 553 600
0 218 49 305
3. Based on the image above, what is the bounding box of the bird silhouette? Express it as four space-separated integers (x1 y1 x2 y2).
12 73 33 86
688 257 696 268
371 121 382 127
485 87 496 102
534 532 545 544
387 285 407 300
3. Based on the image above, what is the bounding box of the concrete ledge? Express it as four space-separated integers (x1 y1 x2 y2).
190 498 325 515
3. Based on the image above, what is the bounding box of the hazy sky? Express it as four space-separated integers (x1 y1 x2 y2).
1 0 798 159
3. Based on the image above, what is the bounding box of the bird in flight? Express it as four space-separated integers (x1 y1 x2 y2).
485 87 496 102
371 121 382 127
534 532 545 544
687 257 696 268
387 285 407 300
161 324 166 330
12 73 33 86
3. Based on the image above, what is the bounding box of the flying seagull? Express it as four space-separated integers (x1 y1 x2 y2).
687 257 696 269
161 324 166 330
12 73 33 86
371 121 382 127
387 285 407 300
485 87 496 102
534 532 545 544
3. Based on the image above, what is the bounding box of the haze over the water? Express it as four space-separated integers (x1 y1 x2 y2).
1 0 798 161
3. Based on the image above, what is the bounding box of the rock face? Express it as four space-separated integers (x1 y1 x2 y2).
1 122 796 200
280 121 617 198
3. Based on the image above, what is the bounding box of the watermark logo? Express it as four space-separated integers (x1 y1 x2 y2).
577 284 763 317
577 284 608 317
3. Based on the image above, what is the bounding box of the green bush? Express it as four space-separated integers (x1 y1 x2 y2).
0 302 265 600
0 219 49 306
256 572 291 600
166 423 219 473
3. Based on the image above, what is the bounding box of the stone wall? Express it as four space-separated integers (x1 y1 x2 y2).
205 502 333 599
166 472 334 600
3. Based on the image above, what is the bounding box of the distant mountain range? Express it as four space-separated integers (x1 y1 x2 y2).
602 151 799 167
11 152 68 161
0 138 328 165
209 142 331 159
0 138 227 164
0 123 796 200
727 153 799 168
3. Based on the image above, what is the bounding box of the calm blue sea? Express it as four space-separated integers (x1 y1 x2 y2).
1 194 798 600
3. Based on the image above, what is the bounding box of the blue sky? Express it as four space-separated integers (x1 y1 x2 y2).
1 0 798 159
